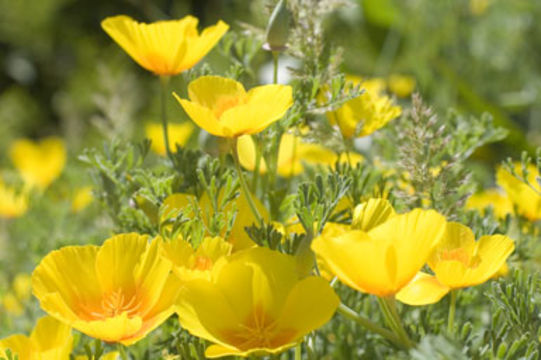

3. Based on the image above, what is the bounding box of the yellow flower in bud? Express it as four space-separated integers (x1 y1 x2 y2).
9 137 66 190
32 233 180 345
101 15 228 76
396 222 514 306
162 192 269 250
145 122 194 156
325 76 401 139
176 247 339 358
387 75 416 98
237 134 363 177
496 163 541 221
161 236 232 282
0 180 28 219
72 186 94 213
174 76 293 138
466 189 513 219
0 316 73 360
312 198 446 297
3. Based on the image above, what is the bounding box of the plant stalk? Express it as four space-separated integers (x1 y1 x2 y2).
448 290 457 334
232 138 264 227
159 75 172 159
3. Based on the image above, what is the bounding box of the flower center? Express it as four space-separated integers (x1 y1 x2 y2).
193 255 213 271
213 96 242 119
80 289 142 320
440 248 480 269
220 304 296 351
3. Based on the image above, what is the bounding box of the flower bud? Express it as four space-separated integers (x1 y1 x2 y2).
264 0 290 51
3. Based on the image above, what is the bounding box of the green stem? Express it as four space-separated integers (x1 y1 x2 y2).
295 343 302 360
378 297 414 349
272 51 279 84
251 136 262 193
159 75 172 159
337 303 405 348
448 290 457 334
232 138 264 227
117 344 129 360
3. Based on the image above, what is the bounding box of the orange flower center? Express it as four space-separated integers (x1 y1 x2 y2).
440 248 480 269
80 289 142 320
213 96 243 119
193 256 213 271
220 304 296 351
143 52 171 75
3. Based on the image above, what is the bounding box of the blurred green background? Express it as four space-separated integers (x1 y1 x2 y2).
0 0 540 161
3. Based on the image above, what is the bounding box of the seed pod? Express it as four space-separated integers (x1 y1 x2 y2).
264 0 290 51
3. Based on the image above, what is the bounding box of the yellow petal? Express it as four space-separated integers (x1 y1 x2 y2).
9 137 66 190
368 209 447 294
0 335 32 359
95 233 149 295
434 260 468 289
220 85 292 136
74 312 143 344
30 316 73 359
396 272 450 306
32 245 101 322
101 16 227 75
187 75 246 112
0 180 28 218
461 235 514 287
465 188 513 219
237 135 269 174
428 222 476 270
496 164 541 220
146 122 194 156
219 248 298 319
352 198 396 231
174 93 225 137
134 237 173 314
205 343 296 358
312 229 389 295
176 279 240 346
277 276 339 337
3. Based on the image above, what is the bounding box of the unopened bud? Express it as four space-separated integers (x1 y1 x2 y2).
264 0 290 52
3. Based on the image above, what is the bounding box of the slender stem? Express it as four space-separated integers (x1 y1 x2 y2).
272 51 279 84
337 303 405 348
117 344 129 360
251 135 262 193
378 297 414 349
448 290 457 334
232 138 264 226
295 343 302 360
159 75 172 159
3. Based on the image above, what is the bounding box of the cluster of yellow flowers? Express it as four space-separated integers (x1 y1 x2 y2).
0 12 517 359
467 163 541 221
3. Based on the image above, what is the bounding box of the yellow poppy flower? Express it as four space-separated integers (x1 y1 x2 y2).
496 163 541 221
0 316 72 360
176 247 339 358
0 180 28 218
161 236 232 282
101 15 228 76
470 0 490 15
32 233 180 345
162 191 269 250
387 75 416 98
466 188 513 219
237 133 362 177
312 198 446 297
72 186 94 213
325 76 401 139
174 76 293 138
9 137 66 190
145 122 194 156
396 222 514 305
